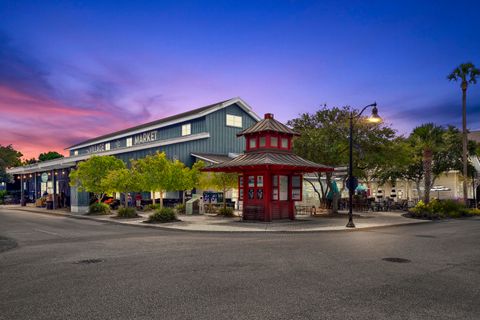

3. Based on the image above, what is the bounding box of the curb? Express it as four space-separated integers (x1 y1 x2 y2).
3 206 433 234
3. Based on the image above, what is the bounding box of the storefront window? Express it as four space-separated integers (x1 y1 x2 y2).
248 188 255 199
279 175 288 200
291 175 302 201
257 175 264 187
248 176 255 187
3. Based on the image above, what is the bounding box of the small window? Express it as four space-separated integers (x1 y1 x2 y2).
226 114 242 128
182 123 191 136
281 138 289 149
105 143 110 151
74 150 78 156
249 138 257 149
126 137 133 147
259 136 266 147
270 136 278 147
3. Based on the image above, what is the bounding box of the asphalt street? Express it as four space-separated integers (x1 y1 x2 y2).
1 208 479 320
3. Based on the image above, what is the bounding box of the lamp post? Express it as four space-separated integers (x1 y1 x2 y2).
346 102 382 228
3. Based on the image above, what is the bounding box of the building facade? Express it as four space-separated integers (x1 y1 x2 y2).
7 98 260 213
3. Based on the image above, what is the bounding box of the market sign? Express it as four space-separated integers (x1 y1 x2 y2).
86 143 105 154
41 173 48 183
134 130 157 145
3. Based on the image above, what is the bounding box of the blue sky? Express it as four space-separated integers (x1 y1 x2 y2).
1 0 479 157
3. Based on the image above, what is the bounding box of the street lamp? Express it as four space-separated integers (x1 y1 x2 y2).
346 102 382 228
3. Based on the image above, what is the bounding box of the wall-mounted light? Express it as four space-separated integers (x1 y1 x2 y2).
54 171 58 175
48 172 51 176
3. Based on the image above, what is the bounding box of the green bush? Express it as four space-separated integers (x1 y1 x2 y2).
144 203 161 211
89 202 110 215
117 207 138 218
148 207 177 223
408 199 470 219
175 203 186 214
467 208 480 216
218 207 234 217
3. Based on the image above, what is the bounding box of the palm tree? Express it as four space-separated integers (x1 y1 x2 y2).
448 62 480 204
411 123 445 203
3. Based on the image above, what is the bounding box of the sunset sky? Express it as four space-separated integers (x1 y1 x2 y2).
1 1 480 159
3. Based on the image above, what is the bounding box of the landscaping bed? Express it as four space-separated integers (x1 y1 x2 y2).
405 199 480 220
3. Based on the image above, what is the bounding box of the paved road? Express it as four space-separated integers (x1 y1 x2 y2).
1 208 479 320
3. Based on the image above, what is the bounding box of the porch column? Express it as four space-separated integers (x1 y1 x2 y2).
264 170 272 222
52 170 56 209
20 175 25 206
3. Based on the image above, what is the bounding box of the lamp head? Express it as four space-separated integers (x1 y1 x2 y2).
368 104 382 123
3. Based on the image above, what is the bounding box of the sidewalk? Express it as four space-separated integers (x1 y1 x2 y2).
2 205 430 232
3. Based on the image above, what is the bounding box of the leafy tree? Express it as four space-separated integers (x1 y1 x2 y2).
448 62 480 204
0 144 23 183
22 158 38 165
287 106 397 208
38 151 64 162
69 155 125 202
200 172 238 210
134 152 187 209
103 167 141 208
410 123 445 203
176 161 205 204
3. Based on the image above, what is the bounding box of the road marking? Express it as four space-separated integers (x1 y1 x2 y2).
34 229 62 236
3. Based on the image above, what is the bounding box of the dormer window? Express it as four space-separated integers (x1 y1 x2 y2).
259 136 266 148
249 137 257 149
270 136 278 147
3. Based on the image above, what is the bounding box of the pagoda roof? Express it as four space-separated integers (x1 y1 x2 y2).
203 150 333 173
237 113 299 137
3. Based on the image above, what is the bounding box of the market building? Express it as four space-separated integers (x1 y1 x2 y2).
6 97 260 212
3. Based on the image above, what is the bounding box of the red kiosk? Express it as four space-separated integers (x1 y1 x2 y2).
204 113 333 221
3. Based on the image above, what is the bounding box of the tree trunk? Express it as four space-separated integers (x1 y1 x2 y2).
124 191 128 208
462 84 468 205
423 149 433 203
159 191 163 209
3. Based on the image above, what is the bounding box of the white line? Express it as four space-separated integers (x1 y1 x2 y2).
34 229 62 236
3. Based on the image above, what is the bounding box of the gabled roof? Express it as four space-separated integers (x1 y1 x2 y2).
67 97 261 150
237 113 299 137
203 150 333 173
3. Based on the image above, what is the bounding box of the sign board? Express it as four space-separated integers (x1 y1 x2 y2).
41 173 48 183
346 176 358 191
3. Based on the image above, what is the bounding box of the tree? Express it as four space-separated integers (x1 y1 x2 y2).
287 106 397 208
22 158 38 165
200 172 238 210
410 123 445 203
0 144 23 183
176 161 205 204
134 152 186 209
448 62 480 204
38 151 64 162
69 155 125 202
103 167 141 208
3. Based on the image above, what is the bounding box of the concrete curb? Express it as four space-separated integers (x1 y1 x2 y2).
4 206 433 234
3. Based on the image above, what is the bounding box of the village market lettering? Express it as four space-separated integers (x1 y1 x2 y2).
86 144 105 154
134 131 157 145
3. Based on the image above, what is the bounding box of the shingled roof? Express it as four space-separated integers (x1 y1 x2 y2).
237 113 299 137
204 150 333 172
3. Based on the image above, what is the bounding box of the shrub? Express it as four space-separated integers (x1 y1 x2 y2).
218 207 234 217
175 203 186 214
143 203 161 211
88 202 110 215
148 207 177 223
117 207 138 218
408 199 470 219
467 208 480 216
